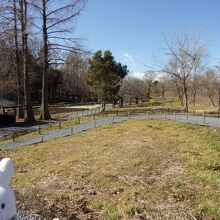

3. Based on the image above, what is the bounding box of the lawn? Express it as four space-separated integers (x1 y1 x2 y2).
1 119 220 219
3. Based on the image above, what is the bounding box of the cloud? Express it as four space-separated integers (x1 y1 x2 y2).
132 71 164 80
119 51 136 66
131 72 145 79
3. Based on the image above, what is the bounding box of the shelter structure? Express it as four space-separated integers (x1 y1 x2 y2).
0 99 24 125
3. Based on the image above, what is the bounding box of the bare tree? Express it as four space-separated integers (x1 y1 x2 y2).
0 0 24 117
19 0 35 122
119 76 146 105
13 0 24 117
214 65 220 111
29 0 86 119
203 69 217 107
61 52 89 102
159 33 206 111
143 70 156 98
0 40 16 100
189 74 201 107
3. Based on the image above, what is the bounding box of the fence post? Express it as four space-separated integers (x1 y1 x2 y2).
77 116 80 124
38 125 41 134
94 118 96 128
147 111 150 119
203 110 206 124
173 111 176 120
12 133 15 142
186 112 189 123
128 111 130 119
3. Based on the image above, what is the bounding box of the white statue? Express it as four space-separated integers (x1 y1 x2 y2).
0 158 17 220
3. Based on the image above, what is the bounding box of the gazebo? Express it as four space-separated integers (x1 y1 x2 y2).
0 99 23 125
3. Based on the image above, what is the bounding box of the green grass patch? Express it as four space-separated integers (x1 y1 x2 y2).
1 119 220 219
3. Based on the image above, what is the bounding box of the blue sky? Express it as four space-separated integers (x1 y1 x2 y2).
74 0 220 78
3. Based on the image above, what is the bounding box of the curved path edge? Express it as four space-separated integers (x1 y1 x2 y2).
1 113 220 150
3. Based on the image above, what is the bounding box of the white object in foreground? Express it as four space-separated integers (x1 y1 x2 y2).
0 158 17 220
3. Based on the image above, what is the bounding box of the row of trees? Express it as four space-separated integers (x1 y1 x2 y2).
0 0 86 122
0 40 91 107
119 68 220 111
1 8 219 121
87 33 218 112
117 33 220 111
119 71 156 105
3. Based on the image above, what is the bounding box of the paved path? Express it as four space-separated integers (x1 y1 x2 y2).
1 113 220 150
0 107 101 138
0 115 128 150
153 113 220 128
133 113 220 128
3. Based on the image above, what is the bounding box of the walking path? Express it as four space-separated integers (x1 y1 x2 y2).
1 112 220 150
0 107 101 138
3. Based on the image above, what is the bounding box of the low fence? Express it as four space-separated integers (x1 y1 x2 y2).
2 107 220 144
106 108 220 118
0 106 102 142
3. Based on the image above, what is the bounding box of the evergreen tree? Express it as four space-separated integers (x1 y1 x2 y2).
86 50 128 110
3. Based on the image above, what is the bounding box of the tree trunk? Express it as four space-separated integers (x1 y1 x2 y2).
20 0 35 123
193 91 196 107
161 84 165 99
208 93 215 107
102 99 106 111
175 81 184 107
119 97 124 107
183 79 188 112
113 96 117 107
147 83 151 98
40 0 51 120
13 0 24 118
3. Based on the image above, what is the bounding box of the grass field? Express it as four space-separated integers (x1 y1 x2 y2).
1 119 220 219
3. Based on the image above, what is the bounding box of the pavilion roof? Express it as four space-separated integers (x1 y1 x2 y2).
0 99 23 108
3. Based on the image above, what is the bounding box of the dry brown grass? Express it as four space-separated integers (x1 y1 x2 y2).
1 119 220 219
